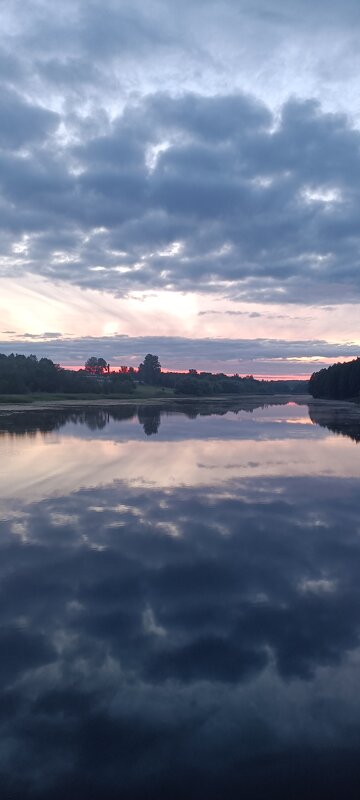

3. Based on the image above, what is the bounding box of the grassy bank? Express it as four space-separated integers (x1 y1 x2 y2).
0 386 175 404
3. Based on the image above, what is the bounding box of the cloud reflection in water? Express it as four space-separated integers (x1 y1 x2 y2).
0 400 360 798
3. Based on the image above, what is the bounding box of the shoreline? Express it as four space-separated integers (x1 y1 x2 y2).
0 393 313 414
1 394 359 416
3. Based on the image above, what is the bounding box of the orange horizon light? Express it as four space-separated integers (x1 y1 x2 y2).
60 364 310 381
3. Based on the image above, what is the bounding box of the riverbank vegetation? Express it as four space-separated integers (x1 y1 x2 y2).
309 357 360 400
0 352 307 399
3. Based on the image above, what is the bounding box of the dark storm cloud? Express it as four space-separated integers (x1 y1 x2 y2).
1 87 360 303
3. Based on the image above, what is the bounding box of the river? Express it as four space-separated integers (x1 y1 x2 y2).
0 397 360 798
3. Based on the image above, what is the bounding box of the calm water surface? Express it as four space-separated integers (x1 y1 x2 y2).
1 398 360 798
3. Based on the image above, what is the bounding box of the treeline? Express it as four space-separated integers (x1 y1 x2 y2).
134 354 304 395
0 354 135 395
166 372 302 396
309 357 360 400
0 352 306 397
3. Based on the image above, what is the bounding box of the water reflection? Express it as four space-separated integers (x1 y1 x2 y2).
309 400 360 443
0 400 360 798
2 397 359 443
137 405 161 436
0 396 309 437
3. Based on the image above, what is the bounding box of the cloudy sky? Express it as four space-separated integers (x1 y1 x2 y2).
1 0 360 377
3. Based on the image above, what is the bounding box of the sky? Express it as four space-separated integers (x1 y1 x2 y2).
1 0 360 377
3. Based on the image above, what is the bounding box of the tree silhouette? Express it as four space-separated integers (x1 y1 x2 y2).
309 357 360 399
85 357 109 375
138 354 162 385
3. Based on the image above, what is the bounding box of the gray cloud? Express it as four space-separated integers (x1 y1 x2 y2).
0 85 59 149
0 334 358 374
1 90 360 303
1 1 360 311
21 332 63 340
198 310 314 320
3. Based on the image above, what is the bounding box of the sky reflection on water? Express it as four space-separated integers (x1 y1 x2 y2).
0 399 360 798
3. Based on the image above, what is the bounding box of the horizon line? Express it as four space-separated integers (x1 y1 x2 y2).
61 365 310 381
